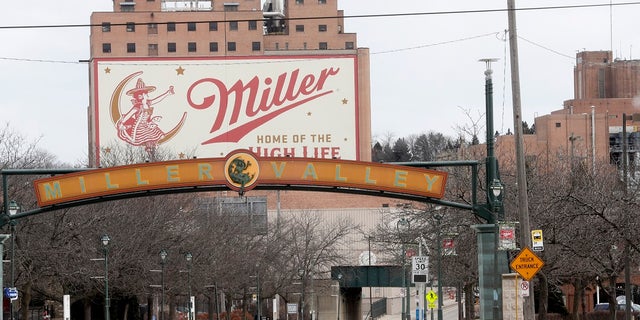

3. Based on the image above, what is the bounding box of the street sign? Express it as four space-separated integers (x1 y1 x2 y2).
531 230 544 251
509 247 544 281
4 287 18 300
520 280 530 297
412 256 429 283
426 290 438 303
286 303 297 314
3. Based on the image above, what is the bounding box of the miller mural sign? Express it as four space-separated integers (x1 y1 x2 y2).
33 150 448 207
90 55 360 164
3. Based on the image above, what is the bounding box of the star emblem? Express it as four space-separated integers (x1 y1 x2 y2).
342 98 348 104
104 147 111 153
104 67 111 74
307 112 312 116
176 66 185 75
178 152 185 159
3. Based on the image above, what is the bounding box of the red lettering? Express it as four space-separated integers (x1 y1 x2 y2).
187 67 341 144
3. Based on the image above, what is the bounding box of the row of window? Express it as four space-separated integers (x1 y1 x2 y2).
103 21 258 33
102 41 261 54
102 21 331 33
296 0 329 3
101 41 355 54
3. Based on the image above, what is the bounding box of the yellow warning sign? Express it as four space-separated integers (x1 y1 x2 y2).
426 290 438 303
509 247 544 281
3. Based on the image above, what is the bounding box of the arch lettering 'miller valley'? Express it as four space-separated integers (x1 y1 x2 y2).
187 67 341 144
33 156 448 207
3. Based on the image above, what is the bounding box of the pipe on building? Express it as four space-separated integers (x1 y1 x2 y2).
592 106 596 172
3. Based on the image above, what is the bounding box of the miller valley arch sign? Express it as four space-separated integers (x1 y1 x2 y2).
33 150 448 208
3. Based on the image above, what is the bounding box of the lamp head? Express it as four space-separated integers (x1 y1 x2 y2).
101 234 111 247
490 179 504 198
160 249 168 262
8 200 20 216
396 217 410 232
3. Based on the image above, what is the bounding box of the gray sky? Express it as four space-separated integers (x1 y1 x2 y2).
1 1 638 164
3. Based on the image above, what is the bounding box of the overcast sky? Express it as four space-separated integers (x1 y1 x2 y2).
1 1 638 164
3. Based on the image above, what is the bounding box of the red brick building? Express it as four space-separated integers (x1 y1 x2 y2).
88 0 372 164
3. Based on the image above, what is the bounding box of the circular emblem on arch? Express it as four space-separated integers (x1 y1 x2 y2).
224 150 260 192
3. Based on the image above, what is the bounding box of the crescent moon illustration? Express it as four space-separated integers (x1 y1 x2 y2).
110 71 142 125
109 71 187 145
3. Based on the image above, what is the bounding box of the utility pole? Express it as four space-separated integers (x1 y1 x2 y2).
507 1 534 319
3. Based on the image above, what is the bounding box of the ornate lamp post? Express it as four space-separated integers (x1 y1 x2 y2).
8 200 19 320
396 218 410 320
185 252 193 320
298 269 305 320
160 249 168 320
101 235 111 320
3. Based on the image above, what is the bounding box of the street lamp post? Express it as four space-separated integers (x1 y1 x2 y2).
7 200 19 320
257 272 261 320
185 252 193 320
434 216 443 320
472 58 507 320
160 249 168 320
335 274 342 320
396 218 410 320
298 269 305 320
101 235 111 320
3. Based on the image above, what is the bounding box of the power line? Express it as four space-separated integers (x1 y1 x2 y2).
1 1 639 30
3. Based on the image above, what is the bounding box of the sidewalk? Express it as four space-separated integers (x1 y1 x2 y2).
376 299 458 320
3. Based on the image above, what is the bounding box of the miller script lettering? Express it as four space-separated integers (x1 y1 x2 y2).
186 67 341 144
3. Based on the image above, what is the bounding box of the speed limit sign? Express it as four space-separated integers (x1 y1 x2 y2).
412 256 429 283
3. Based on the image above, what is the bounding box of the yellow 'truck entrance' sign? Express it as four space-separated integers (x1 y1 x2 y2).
509 247 544 281
33 150 448 207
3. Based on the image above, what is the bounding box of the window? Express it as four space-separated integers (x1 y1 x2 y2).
188 42 197 52
318 24 327 32
127 43 136 53
248 20 257 30
126 22 135 32
318 0 326 3
345 41 354 49
168 42 176 52
102 43 111 53
319 42 328 50
167 22 176 32
209 22 218 31
224 4 238 11
148 44 158 56
102 22 111 32
252 41 261 51
188 22 196 31
120 5 134 12
229 21 238 31
296 0 304 3
295 25 304 32
148 23 158 34
555 122 561 128
209 42 219 52
228 42 236 52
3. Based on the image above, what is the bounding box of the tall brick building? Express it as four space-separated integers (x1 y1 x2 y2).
87 2 394 320
492 50 640 173
88 0 372 165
